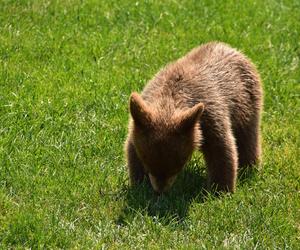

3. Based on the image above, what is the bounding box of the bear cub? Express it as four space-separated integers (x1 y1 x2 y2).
125 42 263 193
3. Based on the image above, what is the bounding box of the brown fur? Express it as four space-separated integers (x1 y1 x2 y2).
124 42 263 193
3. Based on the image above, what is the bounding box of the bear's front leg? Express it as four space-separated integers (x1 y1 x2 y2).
125 138 145 185
202 122 238 193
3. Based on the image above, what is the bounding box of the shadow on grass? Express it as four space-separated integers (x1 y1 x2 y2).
238 165 260 186
115 164 259 225
116 166 207 225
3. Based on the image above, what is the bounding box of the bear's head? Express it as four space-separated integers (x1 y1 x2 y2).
129 92 204 193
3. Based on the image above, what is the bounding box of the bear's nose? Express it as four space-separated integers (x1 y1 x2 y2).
148 174 167 193
148 174 177 194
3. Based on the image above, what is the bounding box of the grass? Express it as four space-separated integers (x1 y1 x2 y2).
0 0 299 248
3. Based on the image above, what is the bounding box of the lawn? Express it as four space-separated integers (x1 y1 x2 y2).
0 0 299 248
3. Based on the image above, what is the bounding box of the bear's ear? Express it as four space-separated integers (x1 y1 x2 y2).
129 92 154 129
176 103 204 131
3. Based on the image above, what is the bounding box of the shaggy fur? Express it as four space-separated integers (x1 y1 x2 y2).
125 42 263 193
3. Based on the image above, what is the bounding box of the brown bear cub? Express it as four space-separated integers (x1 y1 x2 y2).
125 42 263 193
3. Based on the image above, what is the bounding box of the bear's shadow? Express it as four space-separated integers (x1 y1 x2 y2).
116 165 208 225
116 161 258 225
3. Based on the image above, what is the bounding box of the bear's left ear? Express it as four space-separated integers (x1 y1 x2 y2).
176 103 204 131
129 92 154 129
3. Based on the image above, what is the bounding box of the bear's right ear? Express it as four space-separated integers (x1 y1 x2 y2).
129 92 153 129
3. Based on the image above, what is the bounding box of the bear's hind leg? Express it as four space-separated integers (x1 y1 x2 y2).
234 117 261 169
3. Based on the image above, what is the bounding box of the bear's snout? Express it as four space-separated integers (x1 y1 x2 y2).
148 174 177 194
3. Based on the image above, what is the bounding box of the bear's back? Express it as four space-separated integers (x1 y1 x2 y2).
141 42 262 126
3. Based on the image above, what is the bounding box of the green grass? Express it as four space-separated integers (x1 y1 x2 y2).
0 0 299 248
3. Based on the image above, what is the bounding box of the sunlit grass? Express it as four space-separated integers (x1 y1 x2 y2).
0 0 299 248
